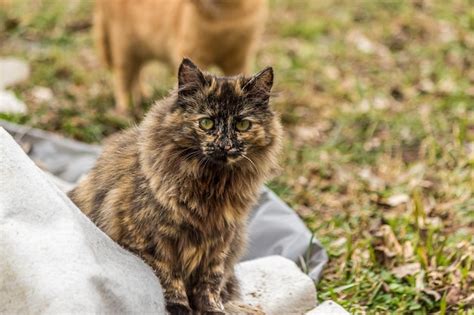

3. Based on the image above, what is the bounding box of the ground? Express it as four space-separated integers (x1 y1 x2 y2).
0 0 473 313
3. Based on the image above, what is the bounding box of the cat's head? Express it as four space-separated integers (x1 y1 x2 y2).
167 58 281 170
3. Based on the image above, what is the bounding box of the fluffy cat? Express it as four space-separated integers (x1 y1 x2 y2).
94 0 268 114
68 58 282 314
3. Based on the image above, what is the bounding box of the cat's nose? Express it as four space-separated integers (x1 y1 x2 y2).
218 142 232 151
227 148 240 157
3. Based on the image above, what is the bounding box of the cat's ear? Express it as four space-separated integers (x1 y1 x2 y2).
177 58 206 96
242 67 274 104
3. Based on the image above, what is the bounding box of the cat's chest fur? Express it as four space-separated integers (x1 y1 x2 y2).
176 220 235 277
159 174 255 231
131 174 247 276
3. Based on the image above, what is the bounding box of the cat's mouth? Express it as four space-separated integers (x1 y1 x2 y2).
202 149 242 165
208 152 241 165
201 143 243 165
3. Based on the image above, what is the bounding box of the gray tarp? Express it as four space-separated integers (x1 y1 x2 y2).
0 127 322 314
0 119 327 281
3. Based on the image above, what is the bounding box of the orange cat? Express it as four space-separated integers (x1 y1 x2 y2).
94 0 268 114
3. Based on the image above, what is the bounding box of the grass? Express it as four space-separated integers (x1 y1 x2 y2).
1 0 473 313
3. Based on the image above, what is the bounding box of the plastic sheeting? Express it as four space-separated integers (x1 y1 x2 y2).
0 128 166 314
0 119 328 281
0 127 323 314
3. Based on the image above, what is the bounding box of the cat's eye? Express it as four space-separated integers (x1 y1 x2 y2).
236 119 251 132
199 118 214 130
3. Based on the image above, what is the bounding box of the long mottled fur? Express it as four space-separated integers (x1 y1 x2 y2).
69 59 281 314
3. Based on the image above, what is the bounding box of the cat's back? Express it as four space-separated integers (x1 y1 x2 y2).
94 0 185 46
69 128 141 217
95 0 183 23
94 0 267 69
98 128 141 174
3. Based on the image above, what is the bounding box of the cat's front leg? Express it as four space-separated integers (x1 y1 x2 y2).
141 252 191 315
190 259 226 315
161 272 192 314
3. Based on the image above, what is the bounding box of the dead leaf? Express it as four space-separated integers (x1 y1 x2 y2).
438 77 457 94
422 288 441 301
438 20 457 43
446 287 462 304
359 168 385 191
323 65 340 80
460 293 474 306
416 269 426 291
347 30 376 53
375 246 398 259
379 225 403 256
293 126 321 145
386 193 410 207
332 237 347 248
391 262 421 279
31 86 54 103
402 241 415 260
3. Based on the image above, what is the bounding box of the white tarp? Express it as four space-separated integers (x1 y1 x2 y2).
0 127 349 314
0 119 328 282
0 128 166 314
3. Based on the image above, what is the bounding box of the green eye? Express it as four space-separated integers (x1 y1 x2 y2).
236 119 251 132
199 118 214 130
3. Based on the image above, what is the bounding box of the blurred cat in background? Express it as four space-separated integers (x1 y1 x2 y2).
94 0 268 114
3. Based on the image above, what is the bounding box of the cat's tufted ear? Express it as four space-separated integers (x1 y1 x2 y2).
242 67 274 104
177 58 206 96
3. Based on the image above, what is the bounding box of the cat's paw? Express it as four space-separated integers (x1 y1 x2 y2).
166 302 192 315
191 296 225 315
195 305 225 315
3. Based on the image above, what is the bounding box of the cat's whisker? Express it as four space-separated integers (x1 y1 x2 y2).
201 158 210 171
182 151 200 161
197 157 206 171
167 149 201 163
242 154 259 174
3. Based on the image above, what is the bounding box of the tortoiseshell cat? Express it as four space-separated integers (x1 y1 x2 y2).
69 58 282 314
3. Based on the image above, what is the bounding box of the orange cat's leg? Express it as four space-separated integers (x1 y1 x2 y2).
107 25 142 115
111 60 141 115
